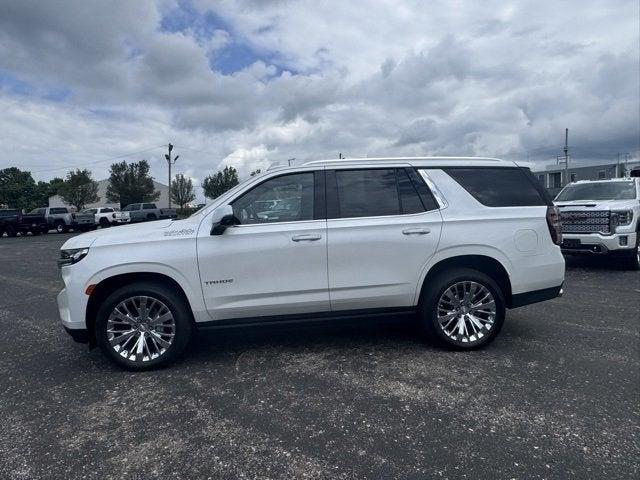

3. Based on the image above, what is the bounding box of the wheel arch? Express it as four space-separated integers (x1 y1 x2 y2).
85 272 195 347
416 254 514 309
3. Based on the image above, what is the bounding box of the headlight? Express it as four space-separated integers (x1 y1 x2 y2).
611 210 633 230
58 248 89 268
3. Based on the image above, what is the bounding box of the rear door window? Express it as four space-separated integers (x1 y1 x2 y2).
443 167 549 207
335 169 400 218
50 208 68 214
143 204 155 210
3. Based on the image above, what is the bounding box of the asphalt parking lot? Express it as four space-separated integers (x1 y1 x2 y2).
0 233 638 480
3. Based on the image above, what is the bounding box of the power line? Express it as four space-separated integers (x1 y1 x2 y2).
30 144 168 174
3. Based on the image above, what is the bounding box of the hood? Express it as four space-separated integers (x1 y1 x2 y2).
60 218 199 250
555 199 639 210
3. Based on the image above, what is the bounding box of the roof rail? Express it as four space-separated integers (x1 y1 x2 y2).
304 156 504 165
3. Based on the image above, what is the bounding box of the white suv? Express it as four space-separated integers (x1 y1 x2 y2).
57 157 565 370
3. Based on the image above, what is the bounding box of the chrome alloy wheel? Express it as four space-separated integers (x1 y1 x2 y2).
107 296 176 363
436 281 496 343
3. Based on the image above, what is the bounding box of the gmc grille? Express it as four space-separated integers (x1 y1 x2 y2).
559 210 611 234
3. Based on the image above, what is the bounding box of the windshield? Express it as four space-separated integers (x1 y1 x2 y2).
556 181 637 201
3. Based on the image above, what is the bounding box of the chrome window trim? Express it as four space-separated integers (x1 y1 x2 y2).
418 169 449 209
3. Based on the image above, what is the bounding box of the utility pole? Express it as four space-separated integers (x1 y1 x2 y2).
563 128 569 186
165 144 179 208
617 152 631 177
556 128 570 186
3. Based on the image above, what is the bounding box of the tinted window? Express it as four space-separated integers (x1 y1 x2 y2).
232 173 314 224
336 169 399 218
397 169 425 214
50 208 68 214
82 209 97 214
143 204 155 209
0 210 18 217
444 167 547 207
102 208 114 213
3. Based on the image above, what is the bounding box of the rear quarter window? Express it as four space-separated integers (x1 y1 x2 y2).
443 167 549 207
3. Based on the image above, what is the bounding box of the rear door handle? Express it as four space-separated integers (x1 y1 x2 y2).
292 234 322 242
402 228 430 235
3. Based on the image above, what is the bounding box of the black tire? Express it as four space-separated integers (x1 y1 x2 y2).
96 282 193 371
55 222 68 233
31 229 41 236
5 224 17 237
625 235 640 271
147 214 157 221
99 217 110 228
419 268 505 350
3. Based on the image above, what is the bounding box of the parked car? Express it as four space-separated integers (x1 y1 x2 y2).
30 207 96 233
0 208 48 237
554 177 640 269
82 207 130 228
122 203 177 222
57 157 565 370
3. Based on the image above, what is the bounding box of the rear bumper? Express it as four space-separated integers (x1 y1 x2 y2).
510 284 563 308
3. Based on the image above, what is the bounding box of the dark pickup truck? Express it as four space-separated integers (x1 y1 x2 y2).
0 209 48 237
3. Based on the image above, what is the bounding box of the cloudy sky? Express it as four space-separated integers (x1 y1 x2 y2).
0 0 638 197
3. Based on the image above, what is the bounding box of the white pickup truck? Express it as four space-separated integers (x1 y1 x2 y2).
555 178 640 269
82 207 130 228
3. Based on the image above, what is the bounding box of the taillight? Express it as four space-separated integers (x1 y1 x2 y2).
546 206 562 245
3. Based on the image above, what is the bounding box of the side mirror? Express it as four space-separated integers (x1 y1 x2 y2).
210 205 239 235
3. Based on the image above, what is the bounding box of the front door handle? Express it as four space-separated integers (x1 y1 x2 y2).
402 228 431 235
292 234 322 242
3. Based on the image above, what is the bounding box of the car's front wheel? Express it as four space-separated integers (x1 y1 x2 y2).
625 235 640 270
96 282 193 370
420 268 505 349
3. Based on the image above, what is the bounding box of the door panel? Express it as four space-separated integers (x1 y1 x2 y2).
327 211 442 310
197 169 329 321
198 220 329 319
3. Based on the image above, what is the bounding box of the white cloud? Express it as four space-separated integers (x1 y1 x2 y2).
0 0 638 201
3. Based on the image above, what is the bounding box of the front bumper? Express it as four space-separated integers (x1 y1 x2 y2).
57 287 88 330
561 231 637 255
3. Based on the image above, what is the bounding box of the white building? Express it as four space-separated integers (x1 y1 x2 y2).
49 178 170 210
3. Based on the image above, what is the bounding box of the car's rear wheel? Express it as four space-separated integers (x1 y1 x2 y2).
55 222 68 233
96 282 193 370
99 217 110 228
420 268 505 349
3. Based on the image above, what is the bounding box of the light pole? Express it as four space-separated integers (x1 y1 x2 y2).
165 144 179 208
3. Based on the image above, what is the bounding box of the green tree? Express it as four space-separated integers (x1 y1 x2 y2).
0 167 39 210
106 160 160 208
58 169 99 211
170 174 196 209
35 177 65 208
202 166 239 199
